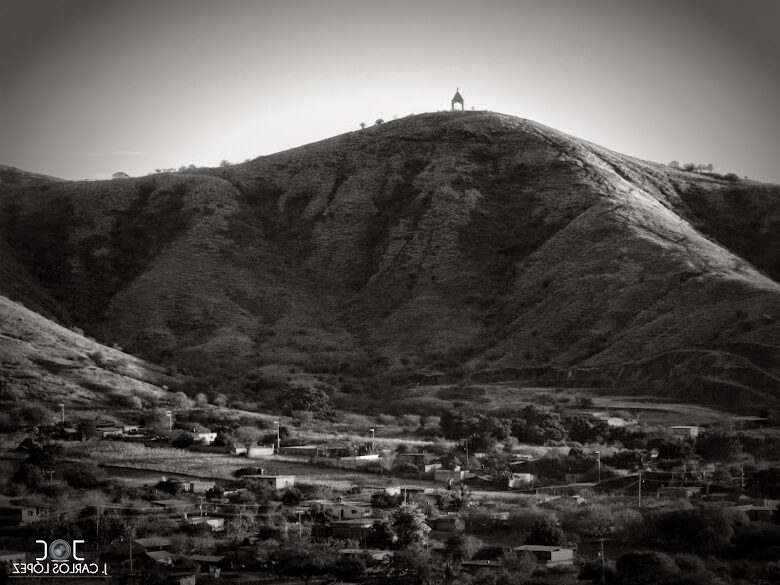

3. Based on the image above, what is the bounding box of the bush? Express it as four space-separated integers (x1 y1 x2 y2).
61 462 105 489
372 492 403 508
281 487 303 506
171 432 194 449
616 551 679 585
392 462 420 476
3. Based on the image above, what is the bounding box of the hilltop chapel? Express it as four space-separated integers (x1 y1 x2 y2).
451 88 464 111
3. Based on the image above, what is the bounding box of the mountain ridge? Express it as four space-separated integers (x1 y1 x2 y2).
2 111 779 407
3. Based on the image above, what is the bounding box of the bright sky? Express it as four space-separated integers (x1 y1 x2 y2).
2 0 779 182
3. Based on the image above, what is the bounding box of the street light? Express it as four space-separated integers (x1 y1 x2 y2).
59 403 65 425
165 411 172 432
274 420 280 453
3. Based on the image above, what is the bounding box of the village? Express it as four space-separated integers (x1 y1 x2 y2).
0 384 778 584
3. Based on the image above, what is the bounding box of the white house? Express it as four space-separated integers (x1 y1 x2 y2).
508 473 535 488
306 499 371 520
194 431 218 445
513 545 574 567
247 445 275 458
669 426 703 439
242 475 295 489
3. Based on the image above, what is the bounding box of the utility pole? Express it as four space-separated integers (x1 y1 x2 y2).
464 440 469 468
127 526 134 574
296 510 303 540
166 410 172 432
47 470 54 484
274 420 280 453
638 470 642 508
596 451 601 488
369 428 375 452
599 538 606 584
740 464 744 492
59 403 65 425
199 496 205 521
95 506 100 546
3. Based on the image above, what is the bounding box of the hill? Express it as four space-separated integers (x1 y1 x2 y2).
1 111 779 408
0 293 175 427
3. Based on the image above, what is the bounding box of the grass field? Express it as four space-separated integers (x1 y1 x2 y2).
68 441 434 490
406 383 741 426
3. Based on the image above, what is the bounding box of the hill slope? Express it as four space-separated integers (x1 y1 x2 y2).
2 111 779 407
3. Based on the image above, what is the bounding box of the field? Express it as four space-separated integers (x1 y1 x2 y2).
405 383 743 426
67 440 435 490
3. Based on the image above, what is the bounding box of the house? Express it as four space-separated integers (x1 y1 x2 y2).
426 515 465 533
133 536 173 553
280 445 320 457
751 497 779 508
330 518 379 541
241 475 295 489
384 485 430 499
434 468 476 485
0 506 46 527
508 473 536 488
669 426 703 439
151 499 191 516
188 554 229 575
185 517 225 531
338 454 381 468
247 445 275 458
513 545 575 567
307 499 371 520
424 462 443 473
144 550 174 566
338 549 393 562
657 486 702 499
96 424 124 438
182 480 216 494
733 505 774 522
194 431 218 445
396 452 437 467
565 472 588 484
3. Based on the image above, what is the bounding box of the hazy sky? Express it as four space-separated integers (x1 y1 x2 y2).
2 0 778 182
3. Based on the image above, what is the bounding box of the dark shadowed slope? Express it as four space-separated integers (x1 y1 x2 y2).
1 111 779 406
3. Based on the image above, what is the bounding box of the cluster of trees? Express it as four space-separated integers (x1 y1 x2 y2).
438 406 577 449
669 161 714 173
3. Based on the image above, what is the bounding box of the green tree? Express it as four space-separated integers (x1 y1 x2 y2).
391 503 431 548
501 549 537 578
616 551 679 585
643 507 738 554
525 517 566 546
271 542 334 585
381 549 439 585
367 520 395 548
333 553 368 582
445 534 482 561
695 429 741 462
281 386 335 421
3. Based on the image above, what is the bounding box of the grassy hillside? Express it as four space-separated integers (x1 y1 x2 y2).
0 293 176 426
1 111 779 407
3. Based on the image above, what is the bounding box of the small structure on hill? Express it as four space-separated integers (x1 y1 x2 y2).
451 88 464 111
